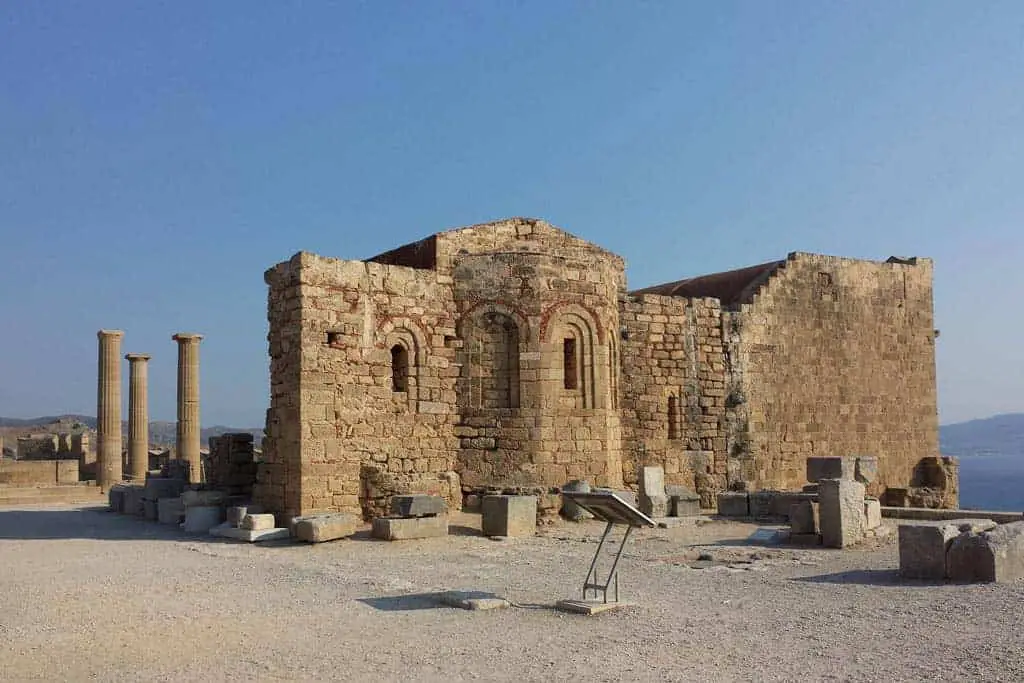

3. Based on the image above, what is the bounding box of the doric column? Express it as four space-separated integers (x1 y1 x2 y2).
173 333 203 484
125 353 151 482
96 330 124 491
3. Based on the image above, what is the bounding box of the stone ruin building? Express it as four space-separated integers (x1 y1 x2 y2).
254 217 947 522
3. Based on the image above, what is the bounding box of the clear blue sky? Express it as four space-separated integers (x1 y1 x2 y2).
1 2 1022 427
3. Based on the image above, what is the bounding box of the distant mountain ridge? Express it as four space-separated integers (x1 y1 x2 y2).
0 414 262 448
940 413 1024 458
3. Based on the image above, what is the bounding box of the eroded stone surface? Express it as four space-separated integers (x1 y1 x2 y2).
482 495 536 537
372 515 448 541
947 521 1024 583
717 492 749 517
819 479 865 548
293 513 358 543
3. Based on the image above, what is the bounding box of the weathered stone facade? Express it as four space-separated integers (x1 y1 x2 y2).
257 218 943 521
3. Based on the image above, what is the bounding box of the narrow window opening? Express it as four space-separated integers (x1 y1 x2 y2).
563 338 578 390
326 331 342 347
668 395 679 440
391 344 409 392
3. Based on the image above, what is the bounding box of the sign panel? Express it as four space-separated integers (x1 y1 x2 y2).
562 491 656 528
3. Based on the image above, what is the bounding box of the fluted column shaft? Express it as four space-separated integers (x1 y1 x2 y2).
97 330 124 491
173 333 203 484
125 353 151 482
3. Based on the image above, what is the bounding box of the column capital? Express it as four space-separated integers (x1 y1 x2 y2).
172 333 204 343
125 353 152 362
98 329 124 338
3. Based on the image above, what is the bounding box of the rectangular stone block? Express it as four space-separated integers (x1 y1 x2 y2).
209 523 290 543
790 500 820 535
640 494 669 518
806 457 855 483
181 489 226 508
227 505 264 528
593 488 637 507
390 494 446 518
898 521 962 579
854 456 879 485
108 485 126 513
671 497 701 517
293 513 358 543
640 466 666 498
481 495 536 537
241 513 276 531
143 498 158 521
122 485 146 516
144 477 186 501
716 492 749 517
819 478 865 548
749 491 775 518
371 514 449 541
182 505 223 533
157 497 185 525
946 521 1022 583
864 498 882 530
771 492 815 518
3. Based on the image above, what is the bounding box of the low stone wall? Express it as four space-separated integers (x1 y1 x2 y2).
0 459 79 485
883 506 1023 525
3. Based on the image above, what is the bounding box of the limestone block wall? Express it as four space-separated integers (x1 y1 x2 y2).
256 251 460 521
0 459 79 485
727 252 940 499
447 220 626 491
619 295 728 503
206 433 258 498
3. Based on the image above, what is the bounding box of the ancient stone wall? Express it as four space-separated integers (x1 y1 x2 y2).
257 251 460 521
206 433 258 498
449 221 625 492
0 459 78 485
619 295 727 505
727 252 939 499
16 435 59 460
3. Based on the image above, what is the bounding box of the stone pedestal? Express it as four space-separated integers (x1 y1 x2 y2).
125 353 151 483
639 466 668 518
482 495 536 537
173 333 203 484
182 505 222 533
96 330 124 492
819 479 866 548
157 497 186 526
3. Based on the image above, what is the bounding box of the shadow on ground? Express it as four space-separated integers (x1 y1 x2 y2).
356 590 503 612
791 569 940 587
0 507 269 544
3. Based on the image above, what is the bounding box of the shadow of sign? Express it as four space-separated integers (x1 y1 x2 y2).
356 590 504 612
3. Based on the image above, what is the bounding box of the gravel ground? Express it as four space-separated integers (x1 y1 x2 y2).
0 505 1022 682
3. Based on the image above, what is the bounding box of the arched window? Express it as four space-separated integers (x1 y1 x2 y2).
668 394 679 440
563 338 578 390
391 344 409 392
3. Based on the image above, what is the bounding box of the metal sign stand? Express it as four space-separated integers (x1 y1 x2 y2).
556 492 655 615
582 521 633 603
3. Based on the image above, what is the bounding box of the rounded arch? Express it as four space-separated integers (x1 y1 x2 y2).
455 301 531 345
538 302 606 345
457 305 523 410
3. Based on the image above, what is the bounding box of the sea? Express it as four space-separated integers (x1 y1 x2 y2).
957 453 1024 512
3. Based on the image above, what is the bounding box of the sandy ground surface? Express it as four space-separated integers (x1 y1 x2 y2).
0 505 1022 682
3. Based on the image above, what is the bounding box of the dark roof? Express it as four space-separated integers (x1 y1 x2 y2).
630 259 785 306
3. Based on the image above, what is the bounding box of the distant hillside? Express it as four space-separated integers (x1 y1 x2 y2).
940 414 1024 458
0 415 262 448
